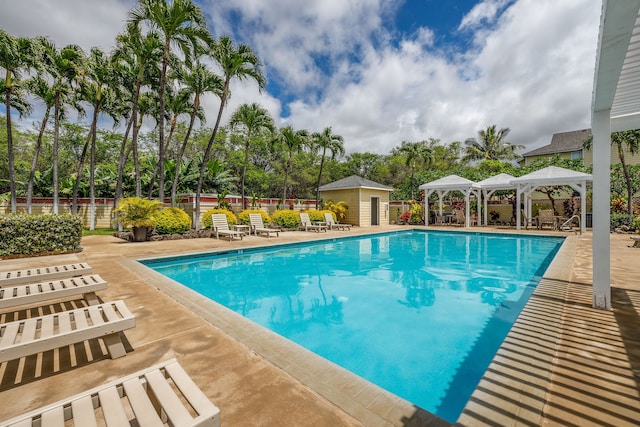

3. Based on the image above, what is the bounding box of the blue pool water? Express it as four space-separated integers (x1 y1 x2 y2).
143 230 563 422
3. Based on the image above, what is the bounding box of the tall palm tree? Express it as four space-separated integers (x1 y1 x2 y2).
39 40 85 214
311 127 344 209
396 140 433 199
229 103 274 209
194 35 265 229
170 62 222 205
128 0 210 203
463 125 523 162
584 130 640 215
1 29 34 212
273 126 310 202
113 23 162 203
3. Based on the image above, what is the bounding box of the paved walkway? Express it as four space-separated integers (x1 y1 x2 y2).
0 226 639 426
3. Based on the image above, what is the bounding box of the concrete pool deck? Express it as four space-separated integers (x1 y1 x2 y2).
0 226 639 426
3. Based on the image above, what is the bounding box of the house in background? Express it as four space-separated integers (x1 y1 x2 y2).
519 128 640 167
319 175 393 226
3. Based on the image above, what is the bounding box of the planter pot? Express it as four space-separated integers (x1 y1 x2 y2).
132 226 148 242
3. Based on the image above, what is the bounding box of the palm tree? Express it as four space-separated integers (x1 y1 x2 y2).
229 103 274 209
463 125 523 162
170 62 222 205
39 40 85 214
584 130 640 215
113 23 163 203
128 0 210 203
311 127 344 209
1 29 34 212
273 126 310 202
194 35 265 229
396 140 433 199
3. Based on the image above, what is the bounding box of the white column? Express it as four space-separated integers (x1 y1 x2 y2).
592 109 611 310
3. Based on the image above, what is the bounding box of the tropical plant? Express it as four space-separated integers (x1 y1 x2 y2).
324 200 348 221
303 209 325 222
129 0 210 202
312 127 344 209
273 125 310 202
230 102 275 209
1 29 34 212
201 207 237 228
153 206 191 234
271 209 301 229
395 140 433 199
463 125 523 163
195 35 265 229
112 196 163 228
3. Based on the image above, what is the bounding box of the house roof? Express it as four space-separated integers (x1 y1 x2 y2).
418 175 475 191
318 175 393 191
510 166 592 186
474 173 516 190
521 129 592 157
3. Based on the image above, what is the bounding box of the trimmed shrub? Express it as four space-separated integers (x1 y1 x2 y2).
611 213 635 230
303 209 325 222
271 210 301 229
0 214 82 257
202 208 237 228
238 209 270 225
154 207 192 234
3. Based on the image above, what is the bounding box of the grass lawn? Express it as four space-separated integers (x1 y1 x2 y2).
82 228 115 236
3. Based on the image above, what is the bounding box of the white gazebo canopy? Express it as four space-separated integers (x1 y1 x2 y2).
419 175 479 227
474 173 516 226
510 166 592 233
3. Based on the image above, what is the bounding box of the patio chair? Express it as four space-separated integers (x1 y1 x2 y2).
249 213 280 237
0 262 92 287
211 214 243 241
0 300 135 363
0 358 221 427
536 209 555 230
324 212 351 230
299 213 328 232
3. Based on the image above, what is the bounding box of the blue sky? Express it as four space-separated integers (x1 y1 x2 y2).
1 0 600 155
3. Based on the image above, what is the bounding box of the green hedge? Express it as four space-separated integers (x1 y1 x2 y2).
0 214 83 257
271 210 301 229
154 207 192 234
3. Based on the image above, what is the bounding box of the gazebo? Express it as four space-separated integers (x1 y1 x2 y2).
510 166 592 234
474 173 516 226
419 175 479 227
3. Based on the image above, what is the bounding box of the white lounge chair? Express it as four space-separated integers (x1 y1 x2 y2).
323 212 351 231
0 300 135 362
249 213 280 237
0 358 221 427
299 213 327 232
0 274 107 310
0 263 92 287
211 214 243 241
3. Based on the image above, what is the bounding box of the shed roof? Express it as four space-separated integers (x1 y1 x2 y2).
318 175 393 191
521 129 592 157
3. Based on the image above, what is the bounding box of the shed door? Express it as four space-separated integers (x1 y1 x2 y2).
371 196 380 226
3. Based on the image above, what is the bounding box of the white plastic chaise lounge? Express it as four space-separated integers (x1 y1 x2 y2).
299 213 328 232
249 213 280 237
0 300 135 363
323 212 351 231
211 214 243 241
0 263 92 287
0 274 107 310
0 358 221 427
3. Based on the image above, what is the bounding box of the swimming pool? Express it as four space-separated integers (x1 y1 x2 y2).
143 230 563 422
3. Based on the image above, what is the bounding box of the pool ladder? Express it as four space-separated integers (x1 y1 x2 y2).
560 215 581 234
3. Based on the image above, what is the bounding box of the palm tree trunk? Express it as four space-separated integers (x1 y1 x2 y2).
27 108 51 214
115 114 133 205
195 82 229 230
149 113 177 198
618 146 634 215
315 149 326 209
157 38 170 203
282 155 291 203
5 85 16 213
241 133 252 210
72 118 96 214
89 123 97 230
171 103 198 207
53 96 60 214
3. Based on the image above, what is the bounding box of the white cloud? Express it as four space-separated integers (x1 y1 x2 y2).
1 0 601 157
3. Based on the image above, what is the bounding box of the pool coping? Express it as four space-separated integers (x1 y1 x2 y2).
125 229 575 427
